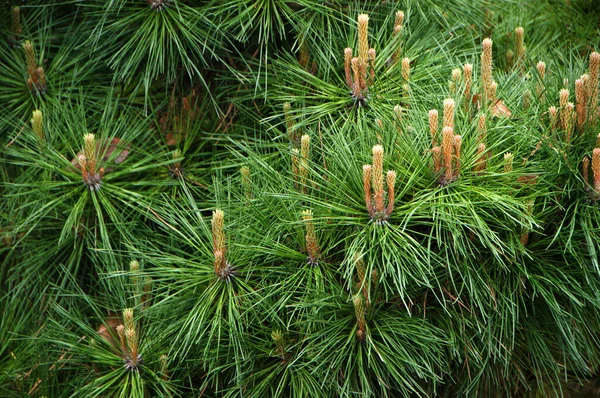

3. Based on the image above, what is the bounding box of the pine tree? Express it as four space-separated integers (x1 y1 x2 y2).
2 1 600 396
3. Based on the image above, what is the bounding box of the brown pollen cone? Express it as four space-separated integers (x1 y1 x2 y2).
429 109 439 147
592 148 600 192
575 78 587 129
443 99 455 130
372 145 385 213
441 126 454 184
344 48 353 89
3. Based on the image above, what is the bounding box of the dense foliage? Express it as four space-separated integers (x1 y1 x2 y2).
2 0 600 396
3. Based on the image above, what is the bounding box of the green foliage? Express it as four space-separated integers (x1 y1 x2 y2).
2 0 600 396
